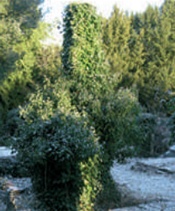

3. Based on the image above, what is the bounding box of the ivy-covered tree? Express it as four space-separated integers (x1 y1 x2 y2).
62 3 108 111
62 4 142 210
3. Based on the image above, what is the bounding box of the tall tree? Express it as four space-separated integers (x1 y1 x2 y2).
139 4 175 108
123 13 145 88
102 5 131 85
4 0 42 32
62 3 108 111
0 0 47 119
160 0 175 89
137 6 162 108
62 4 114 210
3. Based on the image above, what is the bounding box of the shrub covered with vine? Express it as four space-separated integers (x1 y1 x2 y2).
61 3 143 210
12 78 101 211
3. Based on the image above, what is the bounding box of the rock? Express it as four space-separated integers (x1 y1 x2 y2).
0 177 41 211
111 200 175 211
162 144 175 158
111 158 175 210
137 114 171 156
0 147 15 157
0 147 42 210
153 117 171 155
170 145 175 152
131 158 175 174
0 146 28 177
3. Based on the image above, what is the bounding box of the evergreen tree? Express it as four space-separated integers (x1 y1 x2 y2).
137 6 162 108
3 0 42 33
0 0 43 80
160 0 175 90
102 5 131 85
124 14 145 88
0 0 48 120
139 4 175 108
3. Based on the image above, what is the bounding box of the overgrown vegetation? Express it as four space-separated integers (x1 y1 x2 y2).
1 0 175 210
14 91 100 210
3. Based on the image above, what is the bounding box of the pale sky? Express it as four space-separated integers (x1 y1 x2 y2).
41 0 165 44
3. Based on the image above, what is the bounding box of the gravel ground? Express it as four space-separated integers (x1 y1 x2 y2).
110 158 175 210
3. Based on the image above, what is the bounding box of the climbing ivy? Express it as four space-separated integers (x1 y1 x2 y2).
62 3 109 111
62 3 105 75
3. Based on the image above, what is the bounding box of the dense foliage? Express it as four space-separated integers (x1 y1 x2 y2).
1 0 175 210
0 0 48 121
102 1 175 110
62 3 142 210
12 78 101 211
62 3 108 112
103 5 130 85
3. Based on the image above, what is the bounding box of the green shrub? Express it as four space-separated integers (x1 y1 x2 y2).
90 88 142 163
78 155 102 211
0 108 22 146
14 113 99 211
13 78 101 211
62 3 105 77
136 112 157 157
168 112 175 144
164 93 175 115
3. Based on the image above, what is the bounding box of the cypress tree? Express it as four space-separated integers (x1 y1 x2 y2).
126 24 145 88
102 5 131 86
137 6 162 108
139 4 175 108
160 0 175 90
